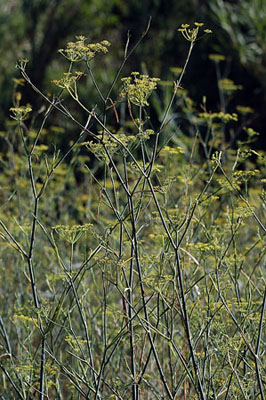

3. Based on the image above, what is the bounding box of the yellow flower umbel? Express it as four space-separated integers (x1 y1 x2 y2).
120 72 160 107
209 54 226 63
52 224 92 244
52 71 84 92
58 36 111 62
10 105 32 122
178 22 212 43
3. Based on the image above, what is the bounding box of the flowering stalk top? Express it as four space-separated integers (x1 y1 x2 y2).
178 22 212 42
58 36 111 62
120 72 160 107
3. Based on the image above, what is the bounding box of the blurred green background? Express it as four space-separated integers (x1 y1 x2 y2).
0 0 265 148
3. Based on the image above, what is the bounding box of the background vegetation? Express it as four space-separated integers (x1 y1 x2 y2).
0 1 265 399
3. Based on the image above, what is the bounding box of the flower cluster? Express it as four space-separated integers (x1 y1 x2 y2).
82 131 137 160
120 72 160 107
236 106 254 115
10 105 32 122
160 145 184 157
218 78 242 92
198 111 238 123
178 22 212 42
209 54 226 63
52 71 84 92
137 129 155 140
188 241 220 253
58 36 111 62
52 224 93 244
